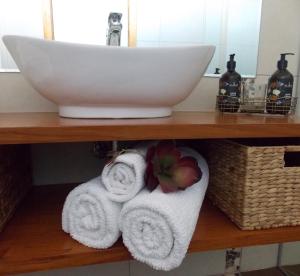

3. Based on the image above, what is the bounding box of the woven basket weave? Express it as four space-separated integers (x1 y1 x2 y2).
0 145 32 232
204 139 300 230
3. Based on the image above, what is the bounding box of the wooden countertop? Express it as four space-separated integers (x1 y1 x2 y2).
0 112 300 144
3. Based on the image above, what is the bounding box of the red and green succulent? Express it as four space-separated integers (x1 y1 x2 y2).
145 141 202 193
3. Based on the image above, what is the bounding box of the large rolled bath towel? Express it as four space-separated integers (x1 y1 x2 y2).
62 177 122 249
101 150 147 203
119 148 209 271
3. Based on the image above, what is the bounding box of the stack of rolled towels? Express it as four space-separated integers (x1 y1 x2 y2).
62 145 209 271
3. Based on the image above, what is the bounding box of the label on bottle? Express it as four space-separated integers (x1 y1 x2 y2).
266 79 293 114
267 80 293 101
219 81 241 98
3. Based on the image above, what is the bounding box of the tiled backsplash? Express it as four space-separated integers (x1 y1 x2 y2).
31 143 103 185
240 244 279 272
19 261 130 276
279 242 300 266
130 250 226 276
19 243 300 276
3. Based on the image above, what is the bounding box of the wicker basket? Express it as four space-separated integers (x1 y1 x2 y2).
0 145 32 232
204 139 300 230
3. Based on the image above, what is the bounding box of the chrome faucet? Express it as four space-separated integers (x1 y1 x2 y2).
106 12 122 46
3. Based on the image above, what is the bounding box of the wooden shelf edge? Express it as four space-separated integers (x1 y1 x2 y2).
1 183 300 275
1 112 300 144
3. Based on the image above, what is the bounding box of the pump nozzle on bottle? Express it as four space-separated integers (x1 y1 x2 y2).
278 53 294 70
227 54 236 71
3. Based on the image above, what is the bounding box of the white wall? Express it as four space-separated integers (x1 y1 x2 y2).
0 0 299 114
0 73 57 112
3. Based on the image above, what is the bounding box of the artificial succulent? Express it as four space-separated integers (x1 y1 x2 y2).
145 141 202 193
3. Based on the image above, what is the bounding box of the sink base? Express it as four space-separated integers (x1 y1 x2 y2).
59 106 172 119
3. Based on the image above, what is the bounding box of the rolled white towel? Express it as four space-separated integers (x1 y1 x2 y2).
119 148 209 271
101 151 147 202
62 177 122 249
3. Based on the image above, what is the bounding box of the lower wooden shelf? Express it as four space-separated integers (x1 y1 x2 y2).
1 184 300 275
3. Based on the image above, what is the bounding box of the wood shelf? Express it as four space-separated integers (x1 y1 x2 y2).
2 111 300 274
1 112 300 144
1 184 300 275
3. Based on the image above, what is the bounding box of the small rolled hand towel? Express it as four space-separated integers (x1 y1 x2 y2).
62 177 122 249
119 148 209 271
101 150 147 203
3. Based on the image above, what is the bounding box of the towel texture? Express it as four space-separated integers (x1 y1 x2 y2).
62 177 122 249
101 151 147 202
119 147 209 271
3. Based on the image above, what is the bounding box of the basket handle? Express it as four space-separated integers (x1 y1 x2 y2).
284 146 300 167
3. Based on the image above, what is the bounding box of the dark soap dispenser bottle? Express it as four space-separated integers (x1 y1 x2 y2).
266 53 294 114
218 54 242 112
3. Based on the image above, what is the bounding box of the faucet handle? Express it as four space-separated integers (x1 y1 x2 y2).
108 12 122 26
107 12 122 46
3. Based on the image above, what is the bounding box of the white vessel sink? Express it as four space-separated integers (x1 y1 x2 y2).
3 35 215 118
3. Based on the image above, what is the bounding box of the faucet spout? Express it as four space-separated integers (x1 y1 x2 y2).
106 12 122 46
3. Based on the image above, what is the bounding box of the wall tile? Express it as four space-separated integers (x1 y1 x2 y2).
18 261 129 276
130 250 226 276
296 76 300 116
174 77 218 112
256 0 300 76
242 267 283 276
240 244 279 272
279 242 300 266
294 76 299 98
31 143 104 185
0 73 57 113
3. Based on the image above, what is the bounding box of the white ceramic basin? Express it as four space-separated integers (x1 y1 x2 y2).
3 35 215 118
